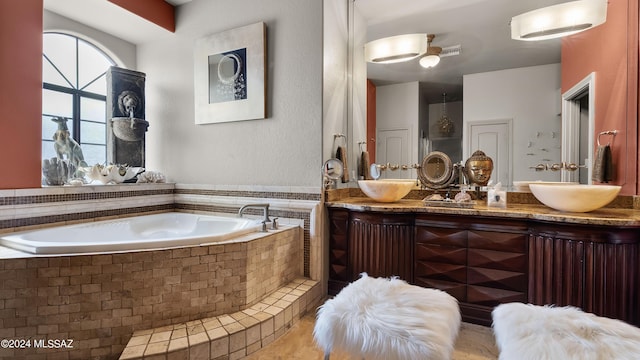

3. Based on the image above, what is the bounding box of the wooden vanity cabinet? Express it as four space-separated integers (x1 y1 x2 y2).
327 208 640 326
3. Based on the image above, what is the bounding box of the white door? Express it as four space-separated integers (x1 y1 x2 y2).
377 128 410 179
468 120 512 186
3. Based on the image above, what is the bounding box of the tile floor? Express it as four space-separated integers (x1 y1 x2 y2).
246 314 500 359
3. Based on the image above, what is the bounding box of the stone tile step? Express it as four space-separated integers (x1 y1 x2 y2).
119 278 322 360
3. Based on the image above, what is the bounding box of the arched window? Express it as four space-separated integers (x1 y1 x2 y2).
42 32 116 166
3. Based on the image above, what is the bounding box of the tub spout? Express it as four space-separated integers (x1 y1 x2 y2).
238 203 271 223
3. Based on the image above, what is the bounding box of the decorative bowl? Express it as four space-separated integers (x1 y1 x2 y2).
112 117 149 142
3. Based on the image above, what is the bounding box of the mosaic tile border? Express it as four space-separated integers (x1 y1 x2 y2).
0 189 174 206
174 188 321 202
0 204 174 229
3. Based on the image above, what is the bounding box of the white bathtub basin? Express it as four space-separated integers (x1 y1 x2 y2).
358 179 416 202
529 183 621 212
0 212 262 254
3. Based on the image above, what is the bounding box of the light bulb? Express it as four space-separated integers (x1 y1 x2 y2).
419 55 440 68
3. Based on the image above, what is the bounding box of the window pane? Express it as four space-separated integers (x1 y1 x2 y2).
43 33 77 88
81 144 106 166
42 115 60 140
43 58 71 88
43 89 72 118
83 73 107 95
80 121 106 145
78 40 113 93
81 97 106 123
42 140 57 161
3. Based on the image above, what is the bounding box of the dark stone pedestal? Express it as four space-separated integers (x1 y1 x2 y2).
106 66 147 167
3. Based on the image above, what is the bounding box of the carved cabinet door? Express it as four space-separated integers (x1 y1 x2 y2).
528 224 640 326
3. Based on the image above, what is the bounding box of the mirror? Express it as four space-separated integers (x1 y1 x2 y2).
418 151 454 189
350 0 617 188
322 158 345 189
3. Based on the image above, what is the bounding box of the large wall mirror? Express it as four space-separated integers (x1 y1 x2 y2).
350 0 635 190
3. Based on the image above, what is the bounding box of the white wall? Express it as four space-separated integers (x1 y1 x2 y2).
139 0 324 187
463 63 562 183
349 3 368 182
323 0 349 179
376 81 419 178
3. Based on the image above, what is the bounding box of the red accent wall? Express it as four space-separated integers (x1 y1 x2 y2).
108 0 175 32
0 0 43 189
561 0 639 195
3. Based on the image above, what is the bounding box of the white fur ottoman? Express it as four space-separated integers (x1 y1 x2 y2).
313 273 461 360
492 302 640 360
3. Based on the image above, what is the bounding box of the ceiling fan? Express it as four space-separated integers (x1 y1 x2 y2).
419 34 461 68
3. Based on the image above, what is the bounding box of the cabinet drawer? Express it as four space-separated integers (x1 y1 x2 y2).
467 285 526 306
416 226 467 247
415 261 466 284
416 244 466 265
467 266 527 292
467 248 527 272
414 277 466 302
468 230 527 253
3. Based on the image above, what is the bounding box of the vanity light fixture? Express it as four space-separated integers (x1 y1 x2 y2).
364 33 427 63
511 0 607 41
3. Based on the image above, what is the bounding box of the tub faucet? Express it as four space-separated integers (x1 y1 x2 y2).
238 203 271 223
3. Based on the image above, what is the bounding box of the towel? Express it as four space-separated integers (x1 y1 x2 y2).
592 144 613 183
336 146 350 183
361 151 372 180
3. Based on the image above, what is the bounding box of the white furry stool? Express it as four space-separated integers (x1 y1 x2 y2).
313 273 461 360
492 302 640 360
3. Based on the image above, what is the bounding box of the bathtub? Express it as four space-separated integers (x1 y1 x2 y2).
0 212 263 255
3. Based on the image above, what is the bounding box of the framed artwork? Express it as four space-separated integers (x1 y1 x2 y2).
194 22 266 124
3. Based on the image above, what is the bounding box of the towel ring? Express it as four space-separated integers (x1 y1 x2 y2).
597 130 618 146
332 134 347 153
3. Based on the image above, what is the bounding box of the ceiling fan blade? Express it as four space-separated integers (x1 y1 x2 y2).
440 45 461 57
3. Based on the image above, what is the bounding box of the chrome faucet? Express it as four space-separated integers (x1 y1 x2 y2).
238 203 271 223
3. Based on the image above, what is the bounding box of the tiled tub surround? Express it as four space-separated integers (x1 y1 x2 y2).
0 184 321 359
0 184 321 275
172 184 322 279
0 226 302 360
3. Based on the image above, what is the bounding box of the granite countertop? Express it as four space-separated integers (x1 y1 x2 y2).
326 197 640 227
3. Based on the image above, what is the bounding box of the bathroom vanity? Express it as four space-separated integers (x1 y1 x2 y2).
326 195 640 326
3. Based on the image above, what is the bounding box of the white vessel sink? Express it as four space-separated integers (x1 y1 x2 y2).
513 181 577 192
358 179 416 203
529 183 621 212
